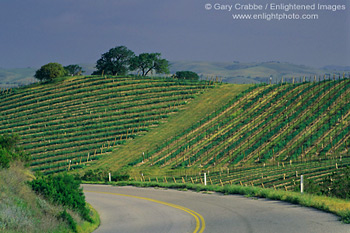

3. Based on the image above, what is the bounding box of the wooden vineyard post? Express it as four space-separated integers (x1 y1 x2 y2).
191 177 194 184
240 181 243 186
210 178 213 185
156 177 159 183
182 177 185 183
173 177 177 183
220 179 223 187
164 177 168 183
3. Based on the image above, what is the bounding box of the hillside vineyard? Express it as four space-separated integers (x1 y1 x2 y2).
0 76 211 174
0 75 349 181
133 77 350 170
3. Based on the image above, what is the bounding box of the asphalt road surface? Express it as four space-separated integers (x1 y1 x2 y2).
83 184 349 233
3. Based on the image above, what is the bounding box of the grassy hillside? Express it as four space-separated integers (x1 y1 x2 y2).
0 163 99 232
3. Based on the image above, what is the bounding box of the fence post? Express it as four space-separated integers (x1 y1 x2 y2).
204 173 207 186
300 175 304 193
109 172 111 182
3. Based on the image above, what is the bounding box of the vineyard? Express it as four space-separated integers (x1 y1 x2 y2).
1 74 350 191
0 75 212 174
124 76 350 189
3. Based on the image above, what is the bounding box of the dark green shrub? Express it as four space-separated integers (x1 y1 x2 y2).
0 134 30 168
29 174 92 222
0 148 10 168
81 169 129 182
304 179 323 196
111 172 130 181
340 211 350 224
175 71 199 80
304 167 350 200
327 167 350 199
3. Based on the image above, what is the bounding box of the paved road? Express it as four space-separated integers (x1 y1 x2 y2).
83 184 349 233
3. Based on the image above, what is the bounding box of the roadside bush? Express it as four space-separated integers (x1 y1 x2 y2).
81 169 129 182
0 148 10 168
304 167 350 199
325 167 350 199
29 173 92 223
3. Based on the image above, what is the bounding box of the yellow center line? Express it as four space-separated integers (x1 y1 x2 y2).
86 190 205 233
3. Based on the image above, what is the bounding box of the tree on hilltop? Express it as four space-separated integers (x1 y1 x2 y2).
64 64 84 76
92 46 135 76
34 62 67 82
175 71 199 80
129 53 169 76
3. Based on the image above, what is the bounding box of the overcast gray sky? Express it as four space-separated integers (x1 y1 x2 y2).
0 0 349 68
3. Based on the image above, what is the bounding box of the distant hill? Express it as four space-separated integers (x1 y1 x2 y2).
322 65 350 72
0 61 348 87
0 67 37 88
169 61 329 84
0 65 96 89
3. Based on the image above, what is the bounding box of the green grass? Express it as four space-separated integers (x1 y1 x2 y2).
76 203 100 233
